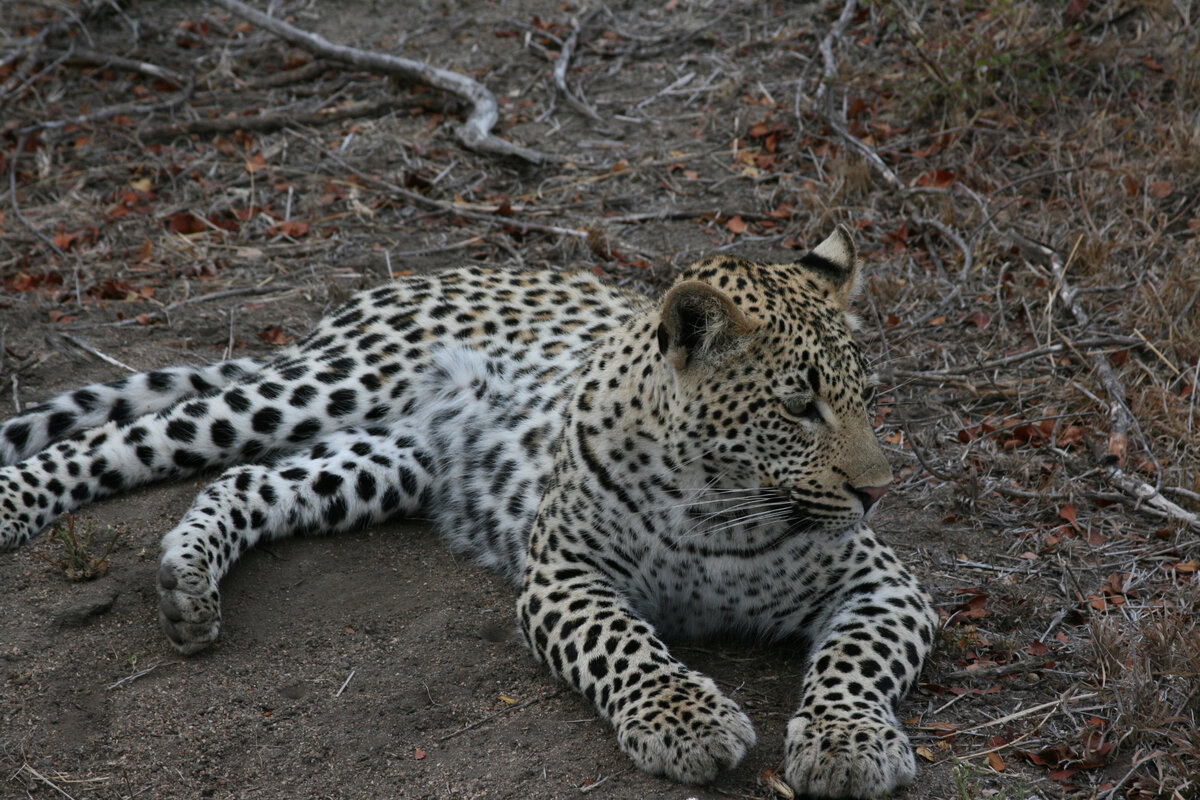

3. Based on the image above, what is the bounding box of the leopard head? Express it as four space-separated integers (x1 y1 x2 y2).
655 226 892 535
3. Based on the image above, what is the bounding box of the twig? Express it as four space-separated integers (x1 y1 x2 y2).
1132 327 1181 377
553 18 603 122
1 40 79 112
1039 239 1200 531
293 134 588 240
55 332 137 373
9 133 70 262
914 215 973 283
884 335 1140 381
579 769 629 793
956 702 1061 761
955 691 1097 735
813 0 859 117
634 71 696 110
335 669 356 697
210 0 552 164
808 3 910 197
1101 466 1200 531
15 764 81 800
824 112 905 191
17 79 195 136
140 97 394 139
437 691 559 741
43 45 186 84
389 236 484 258
106 661 179 690
943 660 1049 682
61 284 294 330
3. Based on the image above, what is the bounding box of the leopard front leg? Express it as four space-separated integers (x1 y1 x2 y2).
783 535 936 799
158 426 432 653
518 563 755 784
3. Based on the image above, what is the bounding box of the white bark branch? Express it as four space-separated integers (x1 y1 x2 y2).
1040 236 1200 532
210 0 552 164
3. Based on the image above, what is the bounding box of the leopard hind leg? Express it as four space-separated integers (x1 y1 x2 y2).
156 424 434 653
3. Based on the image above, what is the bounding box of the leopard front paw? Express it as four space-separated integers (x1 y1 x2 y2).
156 556 221 654
614 670 756 784
785 714 916 799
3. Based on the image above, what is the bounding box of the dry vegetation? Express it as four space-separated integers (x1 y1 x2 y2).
1 0 1198 798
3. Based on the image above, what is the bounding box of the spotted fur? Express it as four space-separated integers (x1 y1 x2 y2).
0 227 936 798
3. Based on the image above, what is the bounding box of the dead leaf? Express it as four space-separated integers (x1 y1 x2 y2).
257 325 293 346
51 229 82 251
168 212 207 235
1059 504 1078 529
964 311 990 329
926 722 960 737
988 752 1006 772
913 169 957 189
245 152 267 174
726 215 748 235
1150 180 1172 198
760 769 794 799
271 220 309 238
414 748 426 760
1107 431 1127 466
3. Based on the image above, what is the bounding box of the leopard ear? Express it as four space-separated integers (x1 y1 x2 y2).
656 280 760 370
796 224 861 308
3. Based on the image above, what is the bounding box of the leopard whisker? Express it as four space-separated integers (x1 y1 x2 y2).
683 505 792 540
679 497 792 539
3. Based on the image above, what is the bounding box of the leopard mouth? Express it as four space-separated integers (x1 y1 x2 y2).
786 502 862 534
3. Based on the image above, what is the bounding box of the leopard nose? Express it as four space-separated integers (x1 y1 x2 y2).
850 482 890 510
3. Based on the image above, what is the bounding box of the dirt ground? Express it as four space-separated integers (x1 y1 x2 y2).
2 1 1198 799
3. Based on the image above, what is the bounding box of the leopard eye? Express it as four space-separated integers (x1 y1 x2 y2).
863 385 878 408
782 393 822 423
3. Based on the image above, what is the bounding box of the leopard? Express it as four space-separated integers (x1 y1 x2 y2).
0 226 936 799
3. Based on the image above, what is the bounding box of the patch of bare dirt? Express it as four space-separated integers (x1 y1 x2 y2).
2 1 1198 798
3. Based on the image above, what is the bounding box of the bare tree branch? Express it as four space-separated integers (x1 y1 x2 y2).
209 0 553 165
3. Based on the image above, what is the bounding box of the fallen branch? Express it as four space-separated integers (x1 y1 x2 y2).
61 284 295 331
437 691 559 742
553 18 603 123
53 332 137 373
12 79 195 136
1037 237 1200 532
1032 235 1136 465
210 0 552 165
105 661 179 690
141 97 394 139
292 132 587 239
813 0 859 116
45 45 187 84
